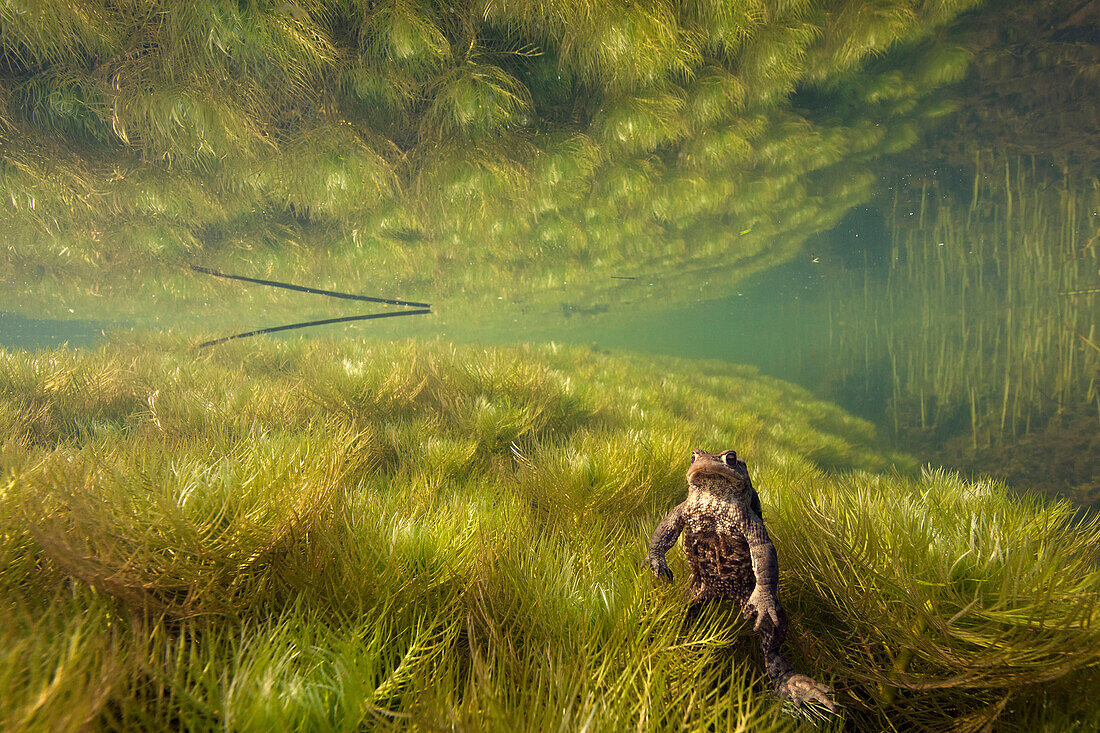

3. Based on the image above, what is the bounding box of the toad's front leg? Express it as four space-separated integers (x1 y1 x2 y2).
641 502 685 582
719 502 782 631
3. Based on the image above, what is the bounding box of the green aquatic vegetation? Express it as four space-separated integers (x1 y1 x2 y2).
777 466 1100 728
823 157 1100 451
421 61 532 140
1 335 1098 730
12 68 111 143
253 123 400 220
361 1 451 72
593 90 685 157
681 65 748 128
2 0 987 326
550 2 699 93
0 1 121 69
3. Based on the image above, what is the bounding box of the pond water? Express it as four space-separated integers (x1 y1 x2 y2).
2 5 1095 514
0 310 109 350
5 2 1100 730
10 227 1093 509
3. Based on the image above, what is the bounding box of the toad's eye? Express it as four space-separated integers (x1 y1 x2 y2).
723 451 738 467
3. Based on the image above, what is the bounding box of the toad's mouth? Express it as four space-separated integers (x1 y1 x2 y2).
686 460 740 485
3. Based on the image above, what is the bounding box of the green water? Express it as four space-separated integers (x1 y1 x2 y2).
0 311 109 350
4 1 1100 729
4 205 1096 506
511 260 830 385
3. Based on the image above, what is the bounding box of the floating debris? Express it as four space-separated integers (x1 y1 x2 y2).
197 309 432 348
191 265 432 347
561 303 610 318
191 265 430 308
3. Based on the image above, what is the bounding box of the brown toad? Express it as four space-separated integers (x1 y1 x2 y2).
641 449 837 712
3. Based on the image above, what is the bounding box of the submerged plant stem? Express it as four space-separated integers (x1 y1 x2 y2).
190 266 432 308
197 309 432 348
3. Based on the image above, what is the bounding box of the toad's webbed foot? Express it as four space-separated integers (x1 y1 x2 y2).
778 674 838 714
640 556 673 583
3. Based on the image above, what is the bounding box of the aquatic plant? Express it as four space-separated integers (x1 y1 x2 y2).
1 0 985 326
818 154 1099 493
2 335 1098 730
775 0 1100 501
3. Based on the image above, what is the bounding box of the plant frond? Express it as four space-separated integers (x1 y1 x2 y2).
252 120 401 220
593 88 685 156
0 0 122 70
360 0 451 72
421 61 532 139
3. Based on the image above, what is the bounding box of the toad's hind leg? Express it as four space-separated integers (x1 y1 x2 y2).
680 580 720 634
734 584 839 712
732 586 795 692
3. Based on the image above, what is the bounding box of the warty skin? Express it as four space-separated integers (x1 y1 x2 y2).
642 449 837 713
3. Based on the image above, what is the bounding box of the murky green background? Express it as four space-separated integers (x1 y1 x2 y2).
3 0 1098 505
5 4 1100 729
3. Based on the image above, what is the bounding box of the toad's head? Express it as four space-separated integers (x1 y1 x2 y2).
686 449 752 496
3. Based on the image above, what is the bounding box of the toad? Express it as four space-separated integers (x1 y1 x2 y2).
641 449 837 712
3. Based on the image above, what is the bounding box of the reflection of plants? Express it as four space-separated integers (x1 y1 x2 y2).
2 0 984 323
3 335 1099 729
825 157 1100 447
930 0 1100 170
